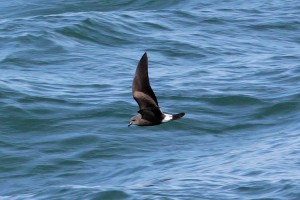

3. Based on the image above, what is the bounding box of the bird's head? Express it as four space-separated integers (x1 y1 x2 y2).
128 114 142 127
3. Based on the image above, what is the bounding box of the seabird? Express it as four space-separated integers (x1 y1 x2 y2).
128 52 185 126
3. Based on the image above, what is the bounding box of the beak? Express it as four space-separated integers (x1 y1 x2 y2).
128 122 133 127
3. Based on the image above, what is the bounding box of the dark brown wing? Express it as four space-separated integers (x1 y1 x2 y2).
132 52 159 110
138 107 163 124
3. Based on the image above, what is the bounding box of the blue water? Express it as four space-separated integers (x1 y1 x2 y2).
1 1 300 199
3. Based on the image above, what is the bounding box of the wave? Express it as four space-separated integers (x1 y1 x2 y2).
1 1 300 199
0 0 190 19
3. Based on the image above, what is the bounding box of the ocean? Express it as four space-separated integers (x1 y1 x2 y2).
1 0 300 199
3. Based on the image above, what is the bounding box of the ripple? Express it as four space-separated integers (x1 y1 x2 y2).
207 94 264 106
1 0 300 199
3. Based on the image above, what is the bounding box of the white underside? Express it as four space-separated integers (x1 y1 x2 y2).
162 113 173 123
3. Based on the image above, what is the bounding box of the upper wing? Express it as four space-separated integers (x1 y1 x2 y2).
132 52 159 110
138 107 163 123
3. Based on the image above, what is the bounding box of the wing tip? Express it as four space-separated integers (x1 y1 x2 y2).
136 52 148 69
141 52 148 62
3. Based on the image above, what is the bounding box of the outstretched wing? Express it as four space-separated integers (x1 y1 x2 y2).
132 52 159 110
138 107 163 124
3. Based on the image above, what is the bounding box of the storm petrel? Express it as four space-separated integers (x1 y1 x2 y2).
128 52 185 126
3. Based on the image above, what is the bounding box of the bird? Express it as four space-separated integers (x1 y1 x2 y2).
128 52 185 126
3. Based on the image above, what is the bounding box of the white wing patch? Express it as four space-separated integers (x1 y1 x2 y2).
162 113 173 123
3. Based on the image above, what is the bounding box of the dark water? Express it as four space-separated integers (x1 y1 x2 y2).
1 1 300 199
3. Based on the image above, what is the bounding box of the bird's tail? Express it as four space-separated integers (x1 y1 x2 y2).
172 112 185 120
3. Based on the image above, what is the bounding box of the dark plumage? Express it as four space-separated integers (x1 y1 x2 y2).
128 52 185 126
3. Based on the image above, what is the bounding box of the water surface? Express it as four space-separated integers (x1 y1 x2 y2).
1 0 300 199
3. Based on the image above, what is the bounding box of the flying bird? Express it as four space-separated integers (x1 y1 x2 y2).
128 52 185 126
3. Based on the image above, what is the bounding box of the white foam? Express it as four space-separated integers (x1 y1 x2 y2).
0 194 34 200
